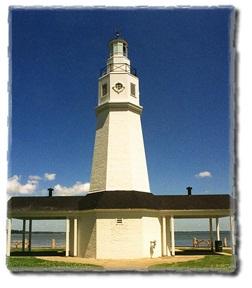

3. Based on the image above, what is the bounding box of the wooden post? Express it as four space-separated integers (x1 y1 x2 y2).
28 219 32 252
65 218 70 257
6 218 12 256
51 239 56 249
73 218 78 257
22 219 26 252
162 216 167 256
209 218 213 252
170 216 175 256
216 217 220 241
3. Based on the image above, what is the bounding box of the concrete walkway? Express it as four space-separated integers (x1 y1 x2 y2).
37 255 204 271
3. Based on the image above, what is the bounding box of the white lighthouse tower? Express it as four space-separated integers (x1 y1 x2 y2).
90 33 150 192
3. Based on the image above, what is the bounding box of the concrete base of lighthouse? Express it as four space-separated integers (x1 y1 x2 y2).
72 211 166 259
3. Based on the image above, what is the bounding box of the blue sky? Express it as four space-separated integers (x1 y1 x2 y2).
9 7 234 230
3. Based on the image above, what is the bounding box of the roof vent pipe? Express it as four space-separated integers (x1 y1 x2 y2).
186 186 192 196
48 188 54 197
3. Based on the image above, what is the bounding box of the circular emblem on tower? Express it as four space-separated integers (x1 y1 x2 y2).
112 82 125 94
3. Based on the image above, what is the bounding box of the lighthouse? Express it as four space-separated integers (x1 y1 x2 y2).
90 33 150 192
7 35 234 262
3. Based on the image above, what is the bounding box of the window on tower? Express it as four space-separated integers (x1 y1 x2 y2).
102 83 108 96
123 43 127 56
130 83 136 97
115 42 123 55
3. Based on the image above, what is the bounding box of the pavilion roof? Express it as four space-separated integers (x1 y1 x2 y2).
8 191 233 219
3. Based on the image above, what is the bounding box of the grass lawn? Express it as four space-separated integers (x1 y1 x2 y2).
149 255 236 273
7 257 104 272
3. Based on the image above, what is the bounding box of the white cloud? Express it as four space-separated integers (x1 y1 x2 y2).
53 181 90 196
7 175 38 196
28 175 42 182
44 173 56 181
195 171 212 178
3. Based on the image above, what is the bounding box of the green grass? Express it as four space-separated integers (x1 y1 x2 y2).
7 257 104 272
149 255 236 273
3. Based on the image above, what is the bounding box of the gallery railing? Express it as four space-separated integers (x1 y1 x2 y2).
100 63 137 77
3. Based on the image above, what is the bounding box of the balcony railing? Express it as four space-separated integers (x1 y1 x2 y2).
100 63 137 77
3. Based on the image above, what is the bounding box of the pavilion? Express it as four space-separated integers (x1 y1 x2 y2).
7 190 234 258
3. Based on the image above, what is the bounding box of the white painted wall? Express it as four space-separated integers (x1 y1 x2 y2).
89 109 110 192
107 54 130 66
108 73 140 106
106 110 149 192
76 211 163 259
142 215 162 258
127 111 150 192
77 213 96 258
77 212 158 259
96 211 143 259
90 108 150 192
106 110 133 191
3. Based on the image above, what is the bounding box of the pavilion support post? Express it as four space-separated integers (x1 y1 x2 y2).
22 219 26 252
162 216 167 256
165 216 171 256
170 216 175 256
73 218 78 257
65 218 70 257
28 219 32 252
230 215 235 254
216 217 220 241
6 218 12 257
209 218 214 252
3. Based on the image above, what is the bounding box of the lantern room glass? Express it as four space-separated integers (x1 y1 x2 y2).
110 41 128 57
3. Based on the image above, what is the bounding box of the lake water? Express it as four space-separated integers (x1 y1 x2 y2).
12 232 66 248
12 231 231 248
175 231 231 246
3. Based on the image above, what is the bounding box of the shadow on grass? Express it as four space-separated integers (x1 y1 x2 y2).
175 248 215 255
175 247 232 256
10 250 65 256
